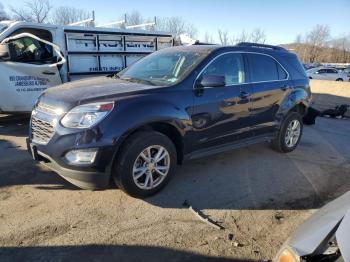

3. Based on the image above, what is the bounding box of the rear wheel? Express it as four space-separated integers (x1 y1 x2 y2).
271 112 303 153
113 131 177 198
336 78 343 81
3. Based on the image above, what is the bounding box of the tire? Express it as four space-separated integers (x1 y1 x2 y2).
336 78 343 81
271 112 303 153
113 131 177 198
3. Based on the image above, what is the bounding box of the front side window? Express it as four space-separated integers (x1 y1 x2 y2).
248 54 287 82
200 53 245 86
9 36 54 64
317 69 327 74
117 49 210 86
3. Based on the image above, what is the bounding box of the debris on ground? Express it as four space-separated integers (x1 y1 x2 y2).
232 241 244 247
228 233 235 241
321 104 349 119
303 107 321 125
183 200 225 230
274 211 284 222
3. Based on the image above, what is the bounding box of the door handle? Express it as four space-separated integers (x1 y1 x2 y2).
239 91 250 99
42 71 56 75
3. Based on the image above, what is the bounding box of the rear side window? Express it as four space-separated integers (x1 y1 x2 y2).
326 69 337 74
247 53 287 82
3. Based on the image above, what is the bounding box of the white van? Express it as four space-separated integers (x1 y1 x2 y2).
0 21 174 113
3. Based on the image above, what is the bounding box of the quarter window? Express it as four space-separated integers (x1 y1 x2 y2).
247 54 287 82
201 53 245 86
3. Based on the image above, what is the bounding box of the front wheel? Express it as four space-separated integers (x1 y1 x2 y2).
113 131 177 198
336 78 343 81
271 112 303 153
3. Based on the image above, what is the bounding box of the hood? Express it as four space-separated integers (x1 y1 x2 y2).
41 76 164 108
288 190 350 258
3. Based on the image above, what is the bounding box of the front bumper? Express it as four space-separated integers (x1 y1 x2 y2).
27 137 115 190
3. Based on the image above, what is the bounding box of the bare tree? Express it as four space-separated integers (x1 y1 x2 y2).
235 30 250 43
10 0 52 23
203 32 215 43
291 26 350 63
157 16 197 38
125 10 143 26
295 33 303 44
0 2 9 21
250 28 266 43
51 6 91 25
217 29 229 45
338 37 350 63
306 24 330 63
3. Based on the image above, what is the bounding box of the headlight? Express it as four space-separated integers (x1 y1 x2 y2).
274 247 300 262
61 102 114 129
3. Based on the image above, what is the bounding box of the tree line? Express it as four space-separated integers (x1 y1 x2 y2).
290 24 350 63
1 0 349 63
0 0 198 38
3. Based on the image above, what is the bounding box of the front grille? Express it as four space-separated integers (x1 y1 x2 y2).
31 116 55 144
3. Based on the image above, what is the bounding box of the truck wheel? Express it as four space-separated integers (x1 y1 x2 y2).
113 131 177 198
271 112 303 153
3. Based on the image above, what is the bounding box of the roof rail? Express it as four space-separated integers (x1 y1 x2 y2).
236 42 287 51
192 40 216 45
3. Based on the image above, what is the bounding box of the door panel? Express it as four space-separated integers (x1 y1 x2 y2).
246 53 289 135
0 62 62 112
190 53 253 151
0 35 62 112
248 80 290 135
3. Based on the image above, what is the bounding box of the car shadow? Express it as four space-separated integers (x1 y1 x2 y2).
1 114 350 211
0 244 257 262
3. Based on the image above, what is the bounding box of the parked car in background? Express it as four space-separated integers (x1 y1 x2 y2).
307 67 349 81
274 190 350 262
27 42 310 198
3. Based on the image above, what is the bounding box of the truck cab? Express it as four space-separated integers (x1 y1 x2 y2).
0 21 174 113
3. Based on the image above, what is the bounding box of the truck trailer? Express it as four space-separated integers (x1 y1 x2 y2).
0 21 174 113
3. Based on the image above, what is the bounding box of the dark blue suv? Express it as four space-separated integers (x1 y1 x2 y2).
27 42 311 198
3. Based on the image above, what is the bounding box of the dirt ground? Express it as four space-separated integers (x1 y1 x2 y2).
0 115 350 262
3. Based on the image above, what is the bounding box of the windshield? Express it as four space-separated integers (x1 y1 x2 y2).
117 49 210 86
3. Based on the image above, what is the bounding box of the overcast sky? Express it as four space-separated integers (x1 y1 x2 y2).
1 0 350 44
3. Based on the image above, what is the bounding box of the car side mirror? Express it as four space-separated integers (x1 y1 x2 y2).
197 75 226 88
315 71 320 74
0 43 11 61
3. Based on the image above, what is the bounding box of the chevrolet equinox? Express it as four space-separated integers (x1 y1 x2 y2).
27 42 311 198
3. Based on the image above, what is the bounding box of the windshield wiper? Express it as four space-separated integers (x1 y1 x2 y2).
121 77 156 86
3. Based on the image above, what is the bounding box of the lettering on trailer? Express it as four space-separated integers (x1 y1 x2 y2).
126 43 154 48
89 66 122 72
9 75 49 92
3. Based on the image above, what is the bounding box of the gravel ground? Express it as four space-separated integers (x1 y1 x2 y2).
0 115 350 262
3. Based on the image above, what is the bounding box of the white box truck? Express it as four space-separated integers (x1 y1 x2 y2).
0 21 174 113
